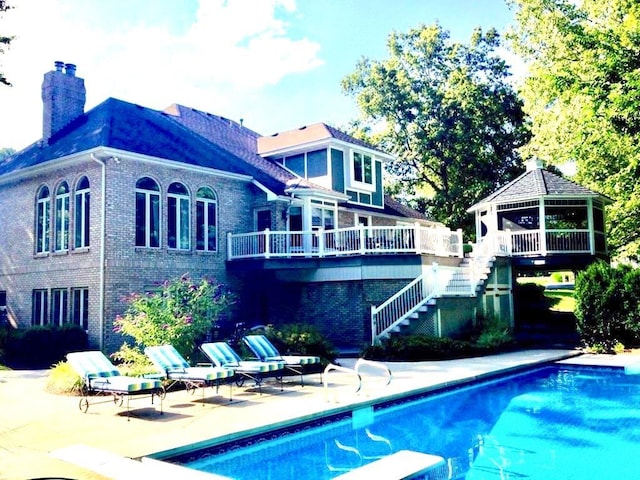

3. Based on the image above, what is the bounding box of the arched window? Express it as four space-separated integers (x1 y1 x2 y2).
167 182 190 250
74 176 90 249
135 177 160 247
35 186 51 254
54 181 70 252
196 187 217 251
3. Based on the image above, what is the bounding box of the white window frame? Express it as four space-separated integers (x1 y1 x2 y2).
196 187 218 252
351 151 375 188
71 287 89 331
51 288 68 326
135 177 161 248
36 186 51 254
168 182 191 251
32 289 48 326
74 177 90 249
54 182 70 252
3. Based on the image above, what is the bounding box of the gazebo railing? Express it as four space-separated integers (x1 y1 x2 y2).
484 229 594 257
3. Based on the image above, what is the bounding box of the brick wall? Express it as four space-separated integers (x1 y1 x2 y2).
0 152 265 353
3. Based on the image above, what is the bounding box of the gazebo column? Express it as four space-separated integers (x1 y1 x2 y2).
587 198 595 255
539 198 547 255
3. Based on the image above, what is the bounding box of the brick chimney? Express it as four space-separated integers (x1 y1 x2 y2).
41 61 86 141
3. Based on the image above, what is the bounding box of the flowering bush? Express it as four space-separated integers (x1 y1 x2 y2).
113 275 233 362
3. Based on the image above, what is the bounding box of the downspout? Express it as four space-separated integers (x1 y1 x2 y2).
90 153 106 350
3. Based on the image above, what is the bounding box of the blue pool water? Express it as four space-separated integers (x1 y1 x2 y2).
170 365 640 479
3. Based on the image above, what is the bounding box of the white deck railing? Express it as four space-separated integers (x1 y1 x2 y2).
227 225 463 260
480 229 596 257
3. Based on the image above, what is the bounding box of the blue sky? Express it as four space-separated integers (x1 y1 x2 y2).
0 0 516 150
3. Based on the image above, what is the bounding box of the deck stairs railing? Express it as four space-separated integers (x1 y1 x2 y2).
370 254 495 344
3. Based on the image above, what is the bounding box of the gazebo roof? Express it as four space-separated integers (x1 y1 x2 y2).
468 161 612 212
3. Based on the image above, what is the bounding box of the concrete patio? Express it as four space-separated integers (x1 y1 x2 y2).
1 349 637 480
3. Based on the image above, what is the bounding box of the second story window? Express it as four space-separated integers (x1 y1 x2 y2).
74 176 90 249
196 187 217 252
54 182 70 252
168 182 190 250
135 177 160 248
353 152 373 185
35 186 51 254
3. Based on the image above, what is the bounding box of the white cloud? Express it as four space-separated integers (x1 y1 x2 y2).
0 0 323 149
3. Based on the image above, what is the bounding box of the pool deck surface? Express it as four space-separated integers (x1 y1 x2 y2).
2 349 639 480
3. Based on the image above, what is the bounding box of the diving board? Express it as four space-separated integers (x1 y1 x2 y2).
332 450 447 480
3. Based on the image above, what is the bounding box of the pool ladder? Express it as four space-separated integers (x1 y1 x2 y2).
323 359 392 402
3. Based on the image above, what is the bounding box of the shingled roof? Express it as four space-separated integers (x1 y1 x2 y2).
0 97 249 177
1 83 431 223
256 122 388 156
468 163 611 212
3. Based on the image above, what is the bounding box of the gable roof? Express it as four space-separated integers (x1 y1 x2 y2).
0 97 249 177
468 166 612 212
1 93 430 222
163 104 302 195
256 122 387 156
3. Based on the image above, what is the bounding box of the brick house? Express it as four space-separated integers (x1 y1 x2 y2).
1 63 610 353
0 63 465 352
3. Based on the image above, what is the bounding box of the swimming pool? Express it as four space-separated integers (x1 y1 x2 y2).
167 364 640 479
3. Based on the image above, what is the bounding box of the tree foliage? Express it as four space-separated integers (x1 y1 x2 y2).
0 0 13 87
112 275 233 362
509 0 640 260
0 147 15 160
574 261 640 351
342 23 529 233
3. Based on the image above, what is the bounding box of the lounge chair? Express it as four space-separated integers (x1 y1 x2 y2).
200 342 285 394
242 334 321 385
144 345 235 403
66 351 163 419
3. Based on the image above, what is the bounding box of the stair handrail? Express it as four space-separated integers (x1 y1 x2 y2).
354 359 392 388
323 363 362 402
370 273 438 344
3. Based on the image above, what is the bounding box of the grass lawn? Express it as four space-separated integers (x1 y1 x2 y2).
517 275 576 313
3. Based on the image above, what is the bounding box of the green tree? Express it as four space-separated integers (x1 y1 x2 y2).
509 0 640 260
0 0 13 87
342 23 529 234
113 275 233 363
0 147 15 160
574 261 640 351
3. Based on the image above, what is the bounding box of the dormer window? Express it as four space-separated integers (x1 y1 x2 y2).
353 152 373 185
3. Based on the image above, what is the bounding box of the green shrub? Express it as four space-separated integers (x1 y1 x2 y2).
474 317 513 350
575 261 640 352
113 275 233 364
254 324 338 366
4 325 88 369
46 361 82 395
362 335 475 361
361 317 514 361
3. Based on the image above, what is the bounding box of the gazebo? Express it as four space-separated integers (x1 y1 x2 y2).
468 159 611 271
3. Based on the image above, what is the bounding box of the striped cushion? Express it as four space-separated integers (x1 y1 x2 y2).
236 360 285 373
201 342 284 372
67 351 121 380
90 376 161 393
243 335 320 366
280 355 320 366
144 345 190 373
66 351 162 393
145 345 235 381
168 366 235 381
243 335 280 360
200 342 242 368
